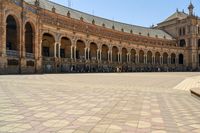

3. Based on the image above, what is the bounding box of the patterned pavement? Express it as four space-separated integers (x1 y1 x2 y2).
0 73 200 133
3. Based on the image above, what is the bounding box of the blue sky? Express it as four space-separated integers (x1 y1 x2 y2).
51 0 200 27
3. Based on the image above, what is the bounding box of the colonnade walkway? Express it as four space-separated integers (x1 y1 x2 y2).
0 73 200 133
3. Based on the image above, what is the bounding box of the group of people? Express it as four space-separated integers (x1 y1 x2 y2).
44 64 188 73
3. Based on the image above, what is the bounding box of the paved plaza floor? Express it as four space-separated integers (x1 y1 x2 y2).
0 73 200 133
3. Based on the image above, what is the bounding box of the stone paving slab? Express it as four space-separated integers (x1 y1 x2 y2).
0 73 200 133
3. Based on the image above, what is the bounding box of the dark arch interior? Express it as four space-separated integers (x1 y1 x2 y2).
179 54 184 64
122 48 127 63
198 39 200 48
163 53 168 64
60 37 71 58
139 50 144 64
171 53 176 64
131 49 136 63
25 22 33 53
89 42 97 60
42 33 55 57
155 52 160 64
112 46 118 62
76 40 85 60
102 45 108 61
6 15 17 51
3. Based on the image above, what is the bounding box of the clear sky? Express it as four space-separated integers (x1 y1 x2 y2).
51 0 200 27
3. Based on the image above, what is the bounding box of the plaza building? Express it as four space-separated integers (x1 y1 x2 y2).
0 0 200 74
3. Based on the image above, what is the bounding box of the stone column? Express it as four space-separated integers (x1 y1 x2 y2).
99 50 102 61
168 56 171 65
127 53 130 63
54 42 57 58
97 49 99 61
160 56 163 64
135 55 138 64
0 9 7 74
144 54 147 64
58 43 61 58
74 46 76 61
70 46 73 59
175 57 178 65
152 56 155 64
110 51 112 63
129 53 131 63
84 48 87 60
117 53 120 63
88 48 90 60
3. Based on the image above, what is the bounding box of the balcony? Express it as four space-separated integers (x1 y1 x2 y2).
6 50 19 58
26 53 35 59
42 57 55 62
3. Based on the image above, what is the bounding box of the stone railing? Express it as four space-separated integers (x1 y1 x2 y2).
61 58 71 62
6 50 19 58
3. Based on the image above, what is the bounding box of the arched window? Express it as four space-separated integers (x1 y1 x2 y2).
179 39 186 47
6 15 18 51
25 22 34 54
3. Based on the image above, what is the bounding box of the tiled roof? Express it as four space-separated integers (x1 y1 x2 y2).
25 0 173 40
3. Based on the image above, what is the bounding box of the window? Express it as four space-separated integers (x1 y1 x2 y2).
179 39 186 47
183 28 185 35
179 28 182 36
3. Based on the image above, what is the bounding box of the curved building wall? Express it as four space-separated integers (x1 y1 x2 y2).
0 0 189 74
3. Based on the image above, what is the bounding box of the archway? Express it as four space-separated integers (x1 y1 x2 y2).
171 53 176 64
179 54 184 64
198 39 200 48
163 52 168 64
42 33 55 57
139 50 144 64
76 40 85 60
90 42 98 60
102 44 109 61
112 46 119 62
179 39 186 47
25 22 34 54
147 51 152 64
155 52 160 64
122 48 127 63
131 49 136 63
6 15 18 52
60 37 71 58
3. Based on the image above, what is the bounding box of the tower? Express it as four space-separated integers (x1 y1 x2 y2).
188 2 194 16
